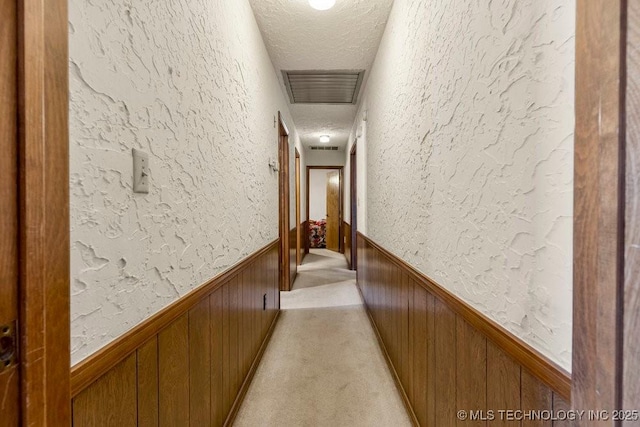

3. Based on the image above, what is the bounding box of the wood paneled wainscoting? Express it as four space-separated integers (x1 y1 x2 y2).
70 240 280 426
357 233 571 426
343 221 352 269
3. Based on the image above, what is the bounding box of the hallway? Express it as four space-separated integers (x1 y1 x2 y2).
235 250 411 426
4 0 640 425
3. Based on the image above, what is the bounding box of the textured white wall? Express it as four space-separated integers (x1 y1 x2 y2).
304 149 346 167
69 0 302 364
358 0 575 370
309 170 332 221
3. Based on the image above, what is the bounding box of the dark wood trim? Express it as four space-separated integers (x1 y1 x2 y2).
300 221 309 264
18 0 71 423
343 221 352 269
305 165 344 253
624 0 640 410
295 148 301 266
0 0 20 423
572 0 625 413
349 141 357 270
355 283 420 426
278 112 291 291
289 226 297 287
224 310 280 426
70 239 279 397
358 232 571 400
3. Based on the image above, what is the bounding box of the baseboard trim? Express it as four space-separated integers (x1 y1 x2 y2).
357 232 571 401
70 239 279 397
224 310 281 426
356 282 419 426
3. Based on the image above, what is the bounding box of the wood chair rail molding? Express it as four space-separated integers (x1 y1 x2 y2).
357 232 571 401
71 241 280 426
70 239 279 397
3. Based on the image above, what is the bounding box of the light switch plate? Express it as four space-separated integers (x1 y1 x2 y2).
132 148 149 193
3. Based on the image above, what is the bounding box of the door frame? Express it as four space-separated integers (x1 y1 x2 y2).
278 112 292 291
305 166 344 254
571 0 638 412
349 142 357 270
16 0 71 424
1 0 19 423
295 148 301 265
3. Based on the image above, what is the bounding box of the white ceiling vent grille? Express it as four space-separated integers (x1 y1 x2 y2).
310 146 339 151
283 70 365 104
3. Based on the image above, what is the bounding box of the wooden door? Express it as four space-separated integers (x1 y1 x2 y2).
0 0 20 424
326 171 340 252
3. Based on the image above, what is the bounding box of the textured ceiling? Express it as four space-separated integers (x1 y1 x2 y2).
249 0 394 148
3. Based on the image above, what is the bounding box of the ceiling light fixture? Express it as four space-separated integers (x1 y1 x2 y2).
309 0 336 11
319 135 331 143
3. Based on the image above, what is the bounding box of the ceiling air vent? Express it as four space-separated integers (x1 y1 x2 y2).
282 70 365 104
310 146 339 151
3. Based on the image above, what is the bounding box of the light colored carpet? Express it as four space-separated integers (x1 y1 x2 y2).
233 249 412 427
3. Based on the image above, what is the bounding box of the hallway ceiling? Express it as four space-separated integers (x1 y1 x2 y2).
249 0 394 149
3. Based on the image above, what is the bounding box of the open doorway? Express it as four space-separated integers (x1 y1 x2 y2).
306 166 343 254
